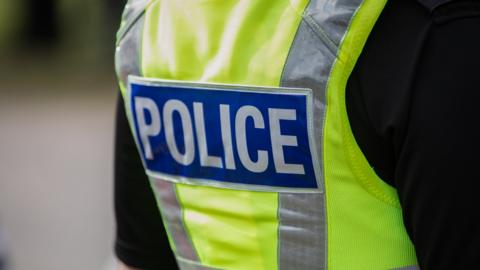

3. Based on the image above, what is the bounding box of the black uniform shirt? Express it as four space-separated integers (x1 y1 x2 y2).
114 0 480 269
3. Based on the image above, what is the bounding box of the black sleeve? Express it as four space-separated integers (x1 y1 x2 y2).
114 94 178 270
396 14 480 269
347 0 480 269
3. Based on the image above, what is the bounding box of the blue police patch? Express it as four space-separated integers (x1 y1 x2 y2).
126 76 321 192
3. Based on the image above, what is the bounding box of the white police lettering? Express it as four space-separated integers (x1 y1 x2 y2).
193 102 223 168
269 108 305 175
135 97 161 160
163 100 195 166
220 104 236 170
236 106 269 173
134 98 305 175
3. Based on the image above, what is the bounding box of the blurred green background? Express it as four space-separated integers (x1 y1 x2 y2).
0 1 125 269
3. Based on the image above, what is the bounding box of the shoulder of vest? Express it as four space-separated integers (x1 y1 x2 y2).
117 0 150 43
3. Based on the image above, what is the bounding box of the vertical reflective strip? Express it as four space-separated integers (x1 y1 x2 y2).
176 258 221 270
153 179 200 262
115 1 201 264
279 0 364 269
115 15 144 93
303 0 364 48
277 194 326 269
115 0 152 92
116 0 150 42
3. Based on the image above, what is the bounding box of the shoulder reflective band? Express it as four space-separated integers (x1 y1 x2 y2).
127 76 321 192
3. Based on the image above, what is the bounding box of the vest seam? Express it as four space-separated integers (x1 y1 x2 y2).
288 0 339 58
322 1 365 267
302 15 339 57
338 1 402 208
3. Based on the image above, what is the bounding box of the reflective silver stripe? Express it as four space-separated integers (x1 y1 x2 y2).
115 0 153 87
115 15 144 88
176 257 221 270
277 193 326 269
279 0 364 268
116 0 150 42
304 0 364 48
115 2 201 265
152 178 200 262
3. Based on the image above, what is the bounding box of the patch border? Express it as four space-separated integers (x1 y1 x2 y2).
126 75 323 193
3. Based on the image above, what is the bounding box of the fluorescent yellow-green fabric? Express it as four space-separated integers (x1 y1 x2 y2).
134 0 419 269
142 0 308 86
141 0 309 269
323 0 418 269
175 186 278 269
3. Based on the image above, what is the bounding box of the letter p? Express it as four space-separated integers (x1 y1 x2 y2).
134 97 161 160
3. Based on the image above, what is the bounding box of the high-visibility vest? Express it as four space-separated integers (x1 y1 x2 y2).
115 0 419 269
